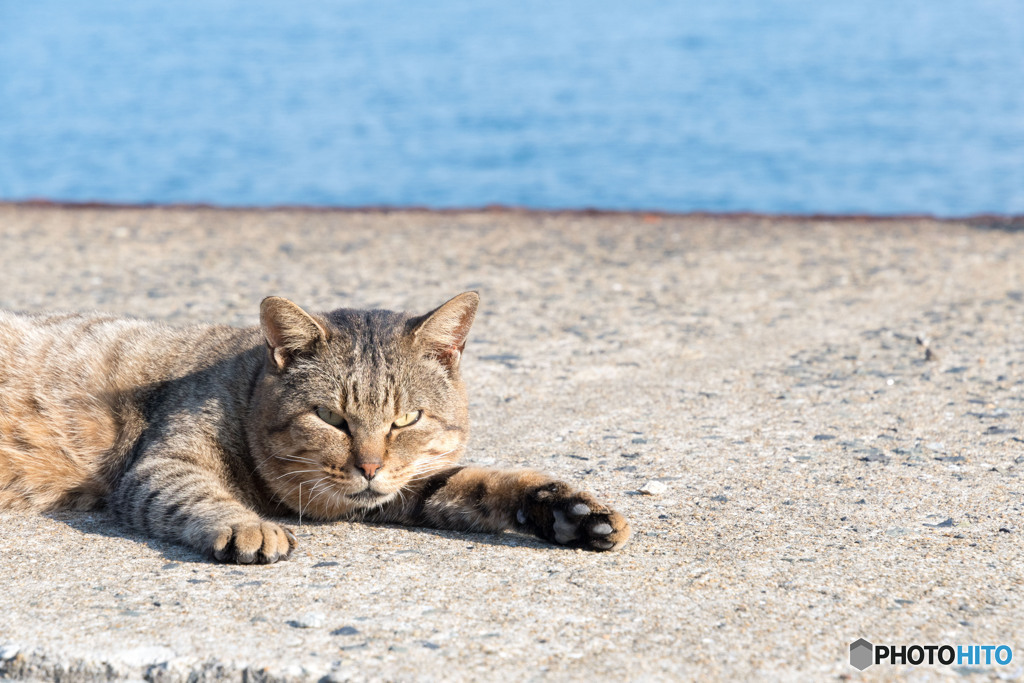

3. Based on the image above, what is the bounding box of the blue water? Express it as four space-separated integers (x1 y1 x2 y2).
1 1 1023 214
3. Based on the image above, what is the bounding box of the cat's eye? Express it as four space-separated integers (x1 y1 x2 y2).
315 406 347 430
392 410 422 429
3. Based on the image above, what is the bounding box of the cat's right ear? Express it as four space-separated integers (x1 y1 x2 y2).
260 297 329 371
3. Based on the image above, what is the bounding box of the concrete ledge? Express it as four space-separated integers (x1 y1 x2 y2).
1 206 1021 680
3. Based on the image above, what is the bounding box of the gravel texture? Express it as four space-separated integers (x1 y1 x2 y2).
0 205 1021 681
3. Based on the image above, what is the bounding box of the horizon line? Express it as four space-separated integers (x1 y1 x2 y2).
2 199 1023 226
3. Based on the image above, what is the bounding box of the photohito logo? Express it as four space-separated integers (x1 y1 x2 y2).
849 639 1013 671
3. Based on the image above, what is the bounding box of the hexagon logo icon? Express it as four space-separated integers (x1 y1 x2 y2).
850 639 873 670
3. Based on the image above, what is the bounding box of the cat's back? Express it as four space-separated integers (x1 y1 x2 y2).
0 309 243 510
0 309 183 398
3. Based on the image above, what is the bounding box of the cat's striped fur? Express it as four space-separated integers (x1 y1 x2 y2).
0 294 630 563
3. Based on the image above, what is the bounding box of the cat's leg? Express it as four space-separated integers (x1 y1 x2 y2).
397 467 630 551
110 440 296 564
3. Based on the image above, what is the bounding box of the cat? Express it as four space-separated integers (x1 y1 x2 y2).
0 293 630 563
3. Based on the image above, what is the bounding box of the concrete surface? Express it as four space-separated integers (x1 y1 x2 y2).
0 205 1021 681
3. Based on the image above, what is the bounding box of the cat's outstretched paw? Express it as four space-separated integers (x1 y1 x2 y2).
520 482 631 551
211 520 297 564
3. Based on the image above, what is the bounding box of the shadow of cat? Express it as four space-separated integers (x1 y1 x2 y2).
45 508 551 565
357 520 553 551
45 508 213 564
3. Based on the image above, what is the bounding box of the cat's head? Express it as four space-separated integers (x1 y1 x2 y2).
247 292 478 520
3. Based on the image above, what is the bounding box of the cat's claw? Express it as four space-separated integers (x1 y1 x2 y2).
523 482 631 551
211 520 297 564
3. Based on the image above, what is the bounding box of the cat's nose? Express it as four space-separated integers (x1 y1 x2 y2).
359 463 381 480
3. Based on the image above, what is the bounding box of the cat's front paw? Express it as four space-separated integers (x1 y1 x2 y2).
520 482 631 551
211 520 297 564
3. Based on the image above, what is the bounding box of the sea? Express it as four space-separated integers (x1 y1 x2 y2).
1 0 1022 215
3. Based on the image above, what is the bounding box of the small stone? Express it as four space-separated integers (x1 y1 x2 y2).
312 561 339 568
340 642 367 651
984 426 1016 435
639 480 667 495
0 643 21 660
290 612 326 629
710 495 728 503
857 448 889 464
924 518 955 528
331 626 360 636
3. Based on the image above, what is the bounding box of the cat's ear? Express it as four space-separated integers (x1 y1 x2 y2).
260 297 329 371
410 292 479 372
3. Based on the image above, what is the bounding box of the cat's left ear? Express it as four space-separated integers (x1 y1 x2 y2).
410 291 479 372
260 297 329 371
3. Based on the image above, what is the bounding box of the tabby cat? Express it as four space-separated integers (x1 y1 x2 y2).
0 293 630 563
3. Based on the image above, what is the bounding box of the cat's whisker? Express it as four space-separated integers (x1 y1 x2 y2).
409 454 461 472
404 462 463 483
403 471 455 486
406 448 463 473
248 443 313 474
404 473 446 485
415 446 462 462
327 487 345 515
307 481 336 510
299 476 328 523
410 457 454 470
276 455 320 465
274 467 323 479
403 467 451 482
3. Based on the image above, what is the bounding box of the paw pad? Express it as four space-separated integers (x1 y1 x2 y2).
524 486 631 551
